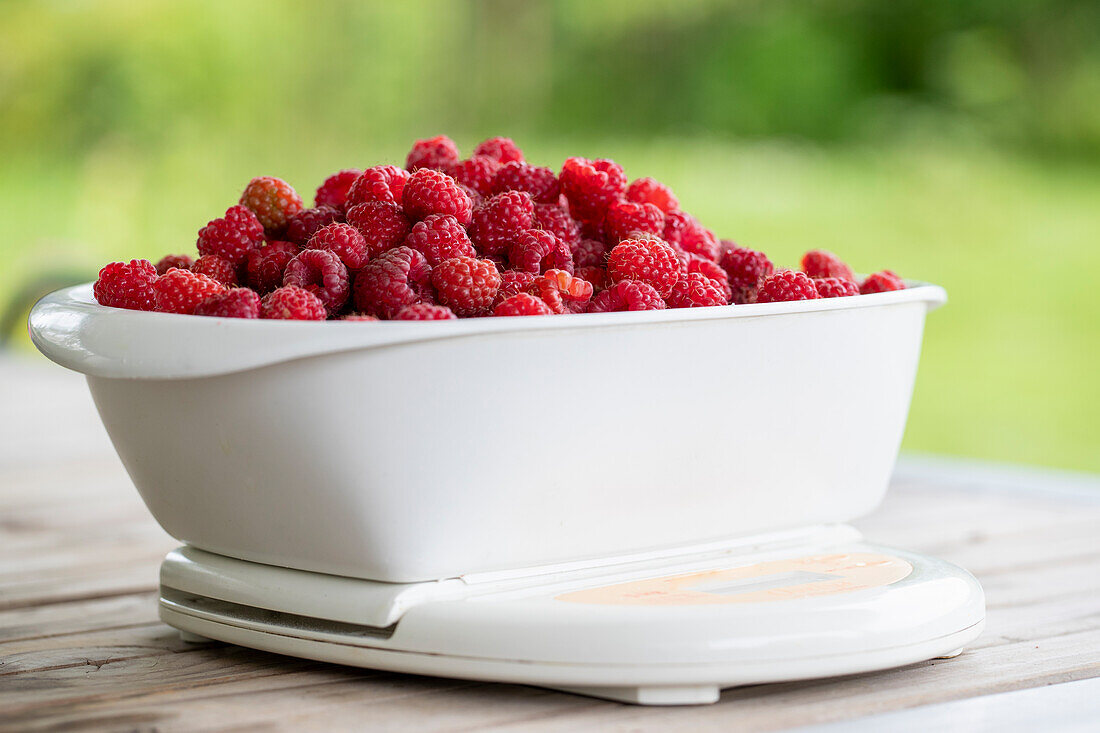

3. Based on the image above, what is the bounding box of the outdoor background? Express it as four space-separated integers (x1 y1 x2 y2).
1 0 1097 472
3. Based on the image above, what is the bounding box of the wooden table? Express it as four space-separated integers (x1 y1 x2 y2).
2 355 1099 732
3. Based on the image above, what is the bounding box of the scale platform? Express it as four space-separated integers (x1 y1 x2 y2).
158 525 985 706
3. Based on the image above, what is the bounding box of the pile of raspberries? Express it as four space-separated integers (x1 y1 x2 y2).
93 136 906 321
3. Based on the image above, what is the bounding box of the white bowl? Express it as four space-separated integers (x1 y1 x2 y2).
30 283 946 582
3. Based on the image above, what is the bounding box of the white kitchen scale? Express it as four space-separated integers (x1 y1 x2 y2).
159 524 984 706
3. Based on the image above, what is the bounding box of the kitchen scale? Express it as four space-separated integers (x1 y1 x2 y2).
158 524 985 706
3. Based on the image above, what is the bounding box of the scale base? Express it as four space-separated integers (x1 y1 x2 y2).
158 526 986 706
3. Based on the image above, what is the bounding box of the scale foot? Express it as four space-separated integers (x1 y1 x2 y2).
178 630 212 644
549 684 721 706
935 647 965 659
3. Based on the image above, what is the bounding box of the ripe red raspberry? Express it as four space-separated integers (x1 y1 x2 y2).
587 280 666 313
495 292 554 317
194 288 261 319
239 177 303 233
757 270 821 303
575 265 609 292
285 205 342 246
473 137 524 164
508 229 574 275
342 313 379 322
191 254 239 286
447 156 501 197
533 203 580 248
155 254 193 275
344 165 409 208
394 303 457 320
815 277 861 298
662 211 718 261
153 268 227 314
607 238 681 298
244 240 299 294
801 250 855 282
682 253 733 302
406 135 460 171
493 269 538 306
491 162 560 204
861 270 906 294
197 204 265 265
345 201 412 258
468 191 535 255
526 269 593 314
402 168 473 225
665 271 728 308
560 157 627 224
431 256 502 317
94 259 158 311
719 245 774 304
403 214 476 266
570 237 609 268
260 285 327 320
625 177 679 214
314 169 362 210
353 246 433 319
283 248 350 315
307 222 369 271
604 201 665 243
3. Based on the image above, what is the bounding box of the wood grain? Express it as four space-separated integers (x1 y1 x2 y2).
2 356 1098 732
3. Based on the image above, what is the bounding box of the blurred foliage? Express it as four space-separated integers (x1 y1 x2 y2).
0 0 1097 472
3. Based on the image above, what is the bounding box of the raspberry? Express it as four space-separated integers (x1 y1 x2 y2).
606 238 681 298
403 214 476 266
314 169 362 210
239 177 303 233
815 277 861 298
196 204 265 265
406 135 460 171
495 292 553 317
801 250 856 282
559 157 627 223
665 272 728 308
491 162 560 204
191 254 239 286
93 259 158 311
494 269 538 306
394 303 457 320
153 267 227 315
570 237 609 268
604 201 665 243
663 211 718 261
625 177 679 214
468 191 534 255
285 205 341 246
194 288 261 319
682 254 733 302
431 256 502 317
587 280 666 313
402 168 473 225
243 240 299 294
533 203 580 248
575 265 609 292
345 202 412 258
260 285 327 320
508 229 573 275
307 222 370 271
861 270 906 294
526 269 593 314
719 245 774 304
473 136 524 164
353 246 433 319
155 254 194 275
342 313 379 322
757 270 821 303
447 156 501 197
283 249 350 315
344 165 409 208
